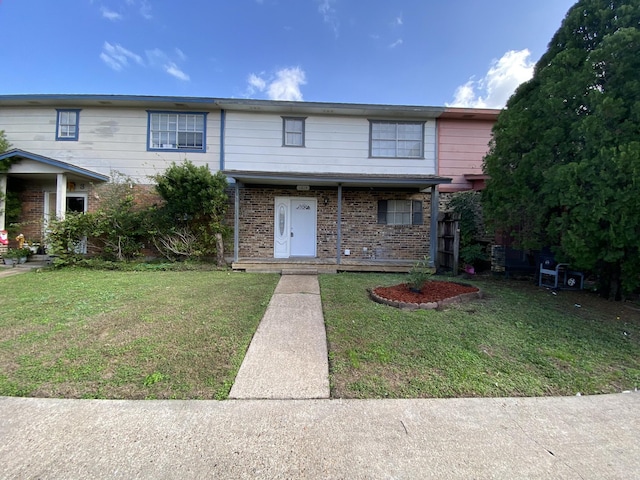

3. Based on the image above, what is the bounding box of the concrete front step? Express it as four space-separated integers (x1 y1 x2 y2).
281 268 318 275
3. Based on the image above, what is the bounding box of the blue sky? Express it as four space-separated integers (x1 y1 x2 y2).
0 0 577 108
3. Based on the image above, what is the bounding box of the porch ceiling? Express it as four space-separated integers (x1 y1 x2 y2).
0 149 110 183
223 170 452 190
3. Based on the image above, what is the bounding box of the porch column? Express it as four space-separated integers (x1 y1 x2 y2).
336 183 342 265
429 185 439 267
56 173 67 220
0 174 7 231
233 181 240 262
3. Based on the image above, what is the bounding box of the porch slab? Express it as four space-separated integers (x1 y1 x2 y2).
231 258 416 274
229 275 329 400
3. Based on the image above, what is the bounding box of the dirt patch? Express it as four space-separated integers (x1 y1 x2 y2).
371 281 481 310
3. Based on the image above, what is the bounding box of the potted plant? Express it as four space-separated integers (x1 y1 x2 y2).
3 247 32 266
459 244 488 275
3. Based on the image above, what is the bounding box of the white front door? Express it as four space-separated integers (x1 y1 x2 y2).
274 197 317 258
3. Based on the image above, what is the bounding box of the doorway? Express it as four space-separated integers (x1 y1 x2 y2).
274 197 317 258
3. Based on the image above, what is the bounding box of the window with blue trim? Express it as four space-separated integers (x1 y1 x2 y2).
148 112 206 152
56 109 80 141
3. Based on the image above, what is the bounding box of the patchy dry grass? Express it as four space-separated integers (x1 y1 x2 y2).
0 269 279 399
321 273 640 399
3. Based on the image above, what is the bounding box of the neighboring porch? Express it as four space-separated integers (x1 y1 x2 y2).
0 149 109 253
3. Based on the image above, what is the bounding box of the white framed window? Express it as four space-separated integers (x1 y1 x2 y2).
56 109 80 141
282 117 305 147
148 111 206 151
370 121 424 158
378 199 423 225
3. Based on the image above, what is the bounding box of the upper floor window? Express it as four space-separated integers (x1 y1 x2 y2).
56 109 80 141
377 199 423 225
282 117 305 147
370 121 424 158
148 111 206 152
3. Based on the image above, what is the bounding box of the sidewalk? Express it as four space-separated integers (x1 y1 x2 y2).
1 393 638 478
229 274 330 399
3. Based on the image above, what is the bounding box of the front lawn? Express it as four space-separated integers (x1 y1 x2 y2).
2 269 638 400
0 269 279 399
321 273 640 398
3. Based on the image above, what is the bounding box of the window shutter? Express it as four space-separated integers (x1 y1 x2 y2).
412 200 423 225
377 200 387 224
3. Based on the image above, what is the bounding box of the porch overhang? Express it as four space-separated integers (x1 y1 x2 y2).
0 149 110 230
222 170 451 191
0 149 110 183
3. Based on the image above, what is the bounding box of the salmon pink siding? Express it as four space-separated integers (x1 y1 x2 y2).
438 118 494 192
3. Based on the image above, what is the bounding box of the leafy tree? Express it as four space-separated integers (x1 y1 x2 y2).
0 131 20 234
483 0 640 299
0 130 11 157
152 160 228 263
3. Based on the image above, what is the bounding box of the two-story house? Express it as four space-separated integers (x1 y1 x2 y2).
0 94 496 272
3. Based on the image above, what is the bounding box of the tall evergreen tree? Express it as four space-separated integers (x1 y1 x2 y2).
483 0 640 299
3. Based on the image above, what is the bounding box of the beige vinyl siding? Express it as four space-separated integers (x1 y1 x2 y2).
224 112 437 175
0 106 220 182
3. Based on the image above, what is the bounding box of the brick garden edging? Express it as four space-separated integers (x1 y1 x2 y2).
368 283 483 311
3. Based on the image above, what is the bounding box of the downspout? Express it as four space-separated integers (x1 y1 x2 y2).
0 174 7 231
336 183 342 265
234 181 240 263
430 185 439 267
429 118 441 268
219 109 226 171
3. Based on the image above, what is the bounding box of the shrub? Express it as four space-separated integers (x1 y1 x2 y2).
407 256 434 292
152 160 229 264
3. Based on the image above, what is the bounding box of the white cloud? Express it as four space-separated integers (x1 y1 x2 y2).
145 48 190 81
164 62 190 81
246 67 307 101
98 1 150 20
139 0 152 19
100 43 189 81
317 0 339 37
247 73 267 94
394 14 403 27
100 42 144 71
101 7 122 21
448 49 535 109
389 38 403 49
174 48 187 61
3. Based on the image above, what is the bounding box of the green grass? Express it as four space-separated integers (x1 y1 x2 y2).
0 269 279 399
320 273 640 399
2 268 639 400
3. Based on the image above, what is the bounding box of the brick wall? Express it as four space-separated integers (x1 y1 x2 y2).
341 189 431 260
236 186 431 261
15 188 45 246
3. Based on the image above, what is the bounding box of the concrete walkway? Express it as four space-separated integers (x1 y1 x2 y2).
0 260 49 278
229 274 330 399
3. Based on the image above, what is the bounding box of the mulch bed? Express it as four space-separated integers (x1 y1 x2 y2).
371 280 481 310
